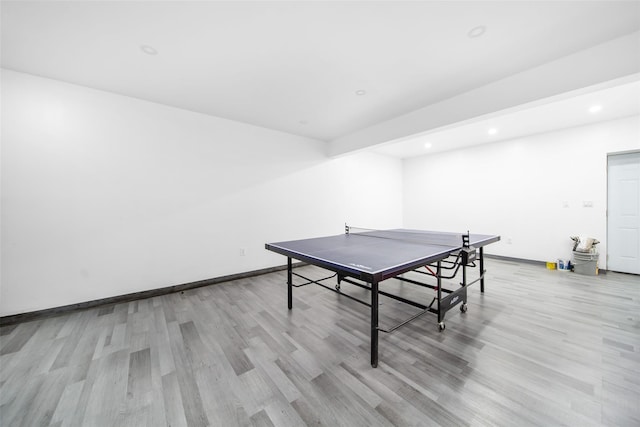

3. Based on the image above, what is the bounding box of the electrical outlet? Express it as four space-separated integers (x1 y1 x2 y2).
239 248 246 256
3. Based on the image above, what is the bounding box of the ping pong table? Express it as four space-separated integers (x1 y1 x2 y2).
265 226 500 367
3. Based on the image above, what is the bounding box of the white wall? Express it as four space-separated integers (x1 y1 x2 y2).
403 115 640 267
0 70 403 316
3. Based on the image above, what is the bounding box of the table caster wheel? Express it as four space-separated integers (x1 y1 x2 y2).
335 284 341 291
460 303 468 313
438 322 446 332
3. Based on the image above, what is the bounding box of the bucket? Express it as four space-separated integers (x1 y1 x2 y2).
557 259 571 272
572 251 599 275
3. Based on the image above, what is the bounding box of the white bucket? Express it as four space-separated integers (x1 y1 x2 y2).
557 259 571 271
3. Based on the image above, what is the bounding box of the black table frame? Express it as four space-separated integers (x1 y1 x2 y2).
266 235 499 368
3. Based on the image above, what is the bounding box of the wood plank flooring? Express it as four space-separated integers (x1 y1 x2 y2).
1 259 639 426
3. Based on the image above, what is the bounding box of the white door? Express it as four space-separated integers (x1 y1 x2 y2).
608 152 640 274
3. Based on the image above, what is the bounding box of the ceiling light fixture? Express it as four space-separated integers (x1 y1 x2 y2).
424 142 432 149
589 105 603 114
355 90 366 96
488 128 498 136
140 45 158 55
468 25 486 38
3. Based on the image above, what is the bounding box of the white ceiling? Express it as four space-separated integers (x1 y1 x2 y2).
374 80 640 158
2 1 640 156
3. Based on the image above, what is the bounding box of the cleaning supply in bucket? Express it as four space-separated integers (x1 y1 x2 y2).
569 236 599 275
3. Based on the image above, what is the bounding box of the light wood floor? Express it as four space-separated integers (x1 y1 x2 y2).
1 259 639 426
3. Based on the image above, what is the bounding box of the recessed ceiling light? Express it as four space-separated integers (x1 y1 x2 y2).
355 90 366 96
589 105 603 114
468 25 486 38
140 45 158 55
424 142 432 149
488 128 498 136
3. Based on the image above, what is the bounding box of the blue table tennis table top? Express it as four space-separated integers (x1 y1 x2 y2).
266 229 500 282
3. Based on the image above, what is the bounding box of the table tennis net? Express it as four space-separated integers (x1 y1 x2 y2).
346 226 466 248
